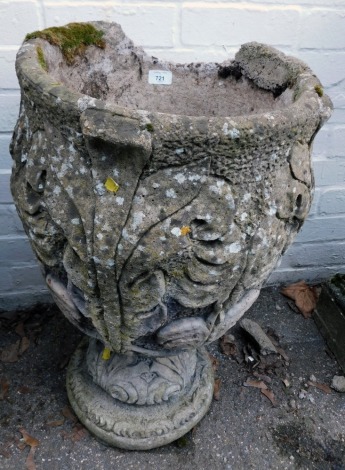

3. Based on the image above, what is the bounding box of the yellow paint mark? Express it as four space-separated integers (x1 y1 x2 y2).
105 177 119 193
181 226 191 236
102 347 111 360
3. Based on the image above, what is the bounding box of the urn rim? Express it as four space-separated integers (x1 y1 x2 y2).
15 21 332 137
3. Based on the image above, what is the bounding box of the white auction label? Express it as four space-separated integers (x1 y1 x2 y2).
148 70 172 85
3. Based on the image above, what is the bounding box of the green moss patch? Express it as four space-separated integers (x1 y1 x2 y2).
25 22 105 65
314 84 324 97
145 123 154 132
36 45 47 71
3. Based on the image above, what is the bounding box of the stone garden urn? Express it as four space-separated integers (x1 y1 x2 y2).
10 22 332 449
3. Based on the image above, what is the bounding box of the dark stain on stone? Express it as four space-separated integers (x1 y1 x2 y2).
217 63 242 81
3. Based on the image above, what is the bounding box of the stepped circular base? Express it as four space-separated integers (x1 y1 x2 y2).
66 339 214 450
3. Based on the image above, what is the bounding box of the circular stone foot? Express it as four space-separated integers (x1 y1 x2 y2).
66 339 214 450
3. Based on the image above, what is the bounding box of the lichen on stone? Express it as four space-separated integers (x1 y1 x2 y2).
25 22 105 65
180 226 191 236
102 347 112 360
104 177 120 193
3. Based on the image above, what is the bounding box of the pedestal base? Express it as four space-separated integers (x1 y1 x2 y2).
66 339 214 450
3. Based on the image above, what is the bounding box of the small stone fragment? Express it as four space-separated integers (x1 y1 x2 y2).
331 375 345 393
289 399 297 409
307 394 315 404
282 378 290 388
240 319 278 355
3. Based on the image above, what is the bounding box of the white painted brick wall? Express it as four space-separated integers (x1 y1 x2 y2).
0 0 345 309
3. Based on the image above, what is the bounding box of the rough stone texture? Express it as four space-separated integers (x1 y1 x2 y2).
10 21 332 449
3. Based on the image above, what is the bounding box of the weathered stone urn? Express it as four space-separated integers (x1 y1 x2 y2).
11 22 332 449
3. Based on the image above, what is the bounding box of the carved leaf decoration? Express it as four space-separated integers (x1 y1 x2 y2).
104 177 119 193
281 281 318 318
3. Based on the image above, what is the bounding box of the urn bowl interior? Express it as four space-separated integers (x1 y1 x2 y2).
40 24 294 118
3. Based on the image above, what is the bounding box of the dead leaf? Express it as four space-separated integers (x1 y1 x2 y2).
281 281 318 318
60 423 88 442
60 430 69 440
208 354 219 372
62 405 78 424
19 337 30 355
0 440 12 458
0 377 9 400
220 335 237 356
261 388 276 406
0 341 20 362
0 448 11 459
71 423 88 442
18 386 31 395
17 439 28 451
46 419 65 427
15 322 26 338
18 428 40 448
286 299 300 314
266 327 280 345
58 354 71 370
213 378 221 401
243 379 268 390
253 371 272 383
25 446 36 470
308 381 332 394
276 347 289 362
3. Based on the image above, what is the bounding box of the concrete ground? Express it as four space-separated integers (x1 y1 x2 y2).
0 286 344 470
